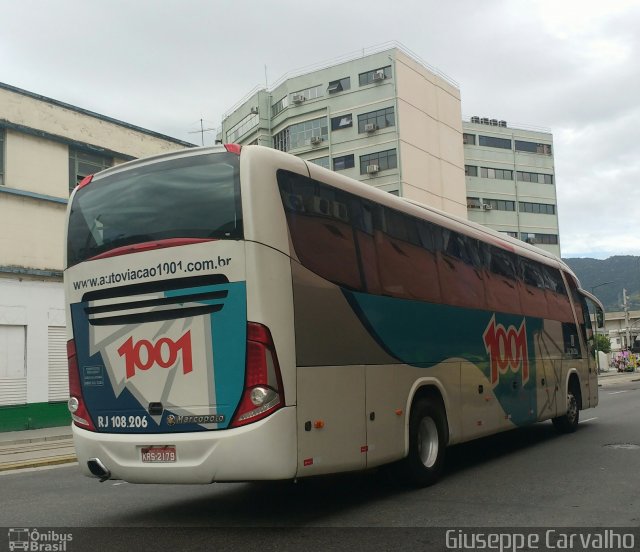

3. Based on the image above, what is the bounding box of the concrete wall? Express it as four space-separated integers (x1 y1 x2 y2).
395 50 466 216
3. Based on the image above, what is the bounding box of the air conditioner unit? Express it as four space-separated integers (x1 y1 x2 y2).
250 106 259 115
498 120 507 127
310 136 323 145
480 117 490 125
367 164 380 174
312 197 331 216
490 119 498 126
482 203 493 210
471 116 480 123
333 202 349 222
283 193 304 212
467 203 481 209
364 123 377 133
372 70 386 82
292 94 306 104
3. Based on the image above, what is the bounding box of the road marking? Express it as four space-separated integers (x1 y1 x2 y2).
581 417 598 423
608 390 630 395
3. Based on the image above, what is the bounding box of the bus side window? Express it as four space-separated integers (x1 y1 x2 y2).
518 257 549 320
563 274 584 357
567 275 592 346
350 198 382 294
484 245 521 315
438 229 486 310
374 208 440 302
277 170 362 291
542 266 574 323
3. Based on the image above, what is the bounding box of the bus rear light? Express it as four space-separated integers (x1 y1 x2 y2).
224 143 242 155
76 174 94 190
230 322 284 428
67 340 95 431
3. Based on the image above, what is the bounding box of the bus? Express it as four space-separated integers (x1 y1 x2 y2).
64 144 604 486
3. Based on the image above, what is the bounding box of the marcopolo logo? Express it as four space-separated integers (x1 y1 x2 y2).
483 315 529 386
117 331 193 379
7 529 73 552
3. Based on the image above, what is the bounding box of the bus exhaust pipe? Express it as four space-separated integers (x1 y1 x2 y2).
87 458 111 482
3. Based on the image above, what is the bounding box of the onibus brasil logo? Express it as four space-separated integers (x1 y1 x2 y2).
8 529 73 551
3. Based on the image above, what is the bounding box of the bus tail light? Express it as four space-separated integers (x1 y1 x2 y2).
230 322 285 428
67 340 95 431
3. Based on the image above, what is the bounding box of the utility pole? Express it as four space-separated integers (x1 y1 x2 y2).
624 288 631 349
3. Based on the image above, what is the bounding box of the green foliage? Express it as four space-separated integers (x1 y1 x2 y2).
593 333 611 355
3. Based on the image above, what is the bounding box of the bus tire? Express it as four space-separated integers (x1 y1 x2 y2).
402 397 447 487
552 388 579 433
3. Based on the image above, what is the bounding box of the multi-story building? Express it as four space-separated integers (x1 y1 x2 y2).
0 82 193 431
220 45 468 217
220 46 561 256
463 117 560 256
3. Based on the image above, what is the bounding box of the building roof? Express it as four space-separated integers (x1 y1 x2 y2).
0 81 196 147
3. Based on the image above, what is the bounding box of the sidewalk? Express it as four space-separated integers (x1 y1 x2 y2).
597 367 640 386
0 425 75 472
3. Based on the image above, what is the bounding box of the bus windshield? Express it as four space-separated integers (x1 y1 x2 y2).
67 151 242 267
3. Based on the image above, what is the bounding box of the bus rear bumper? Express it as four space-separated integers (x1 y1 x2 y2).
72 407 297 484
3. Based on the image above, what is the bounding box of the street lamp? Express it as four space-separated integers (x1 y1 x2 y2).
591 282 613 373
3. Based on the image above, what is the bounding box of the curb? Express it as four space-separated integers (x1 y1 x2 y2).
0 454 77 473
0 434 73 447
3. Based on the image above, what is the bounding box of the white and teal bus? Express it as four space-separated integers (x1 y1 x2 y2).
64 144 603 486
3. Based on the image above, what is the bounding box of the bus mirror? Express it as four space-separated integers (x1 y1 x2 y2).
596 307 604 329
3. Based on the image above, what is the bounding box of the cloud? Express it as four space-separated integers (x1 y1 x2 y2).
1 0 639 258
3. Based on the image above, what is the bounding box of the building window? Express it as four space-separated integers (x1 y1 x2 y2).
516 171 554 185
69 149 112 193
465 165 478 177
478 135 512 149
359 65 392 86
0 128 4 186
519 202 556 215
331 114 353 131
272 95 289 117
333 154 355 171
310 156 330 169
328 77 351 94
357 107 395 133
226 112 259 143
273 117 328 152
515 140 552 155
501 231 518 238
485 199 516 211
463 133 475 145
291 85 323 102
521 232 558 245
467 197 481 209
359 149 397 174
480 167 513 180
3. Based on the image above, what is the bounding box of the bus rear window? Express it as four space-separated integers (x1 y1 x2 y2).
67 152 242 267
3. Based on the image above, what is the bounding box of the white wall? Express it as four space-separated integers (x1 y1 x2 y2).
0 278 65 406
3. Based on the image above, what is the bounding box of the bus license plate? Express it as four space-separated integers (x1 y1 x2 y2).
141 446 176 463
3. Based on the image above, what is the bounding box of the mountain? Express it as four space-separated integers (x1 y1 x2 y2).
563 256 640 312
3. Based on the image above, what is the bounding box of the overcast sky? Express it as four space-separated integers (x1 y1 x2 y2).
2 0 639 259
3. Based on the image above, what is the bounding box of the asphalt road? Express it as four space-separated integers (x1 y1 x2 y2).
1 380 639 532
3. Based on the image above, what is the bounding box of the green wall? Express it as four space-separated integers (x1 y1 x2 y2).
0 402 70 432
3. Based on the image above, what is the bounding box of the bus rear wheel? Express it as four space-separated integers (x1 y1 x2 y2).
402 397 447 487
552 388 579 433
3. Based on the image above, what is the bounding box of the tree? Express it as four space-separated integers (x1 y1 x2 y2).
593 333 611 355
